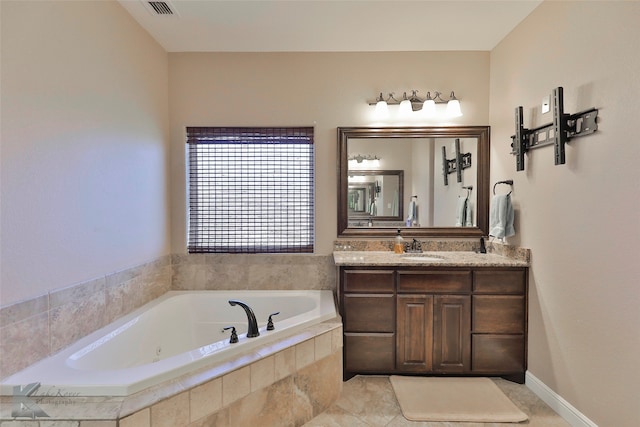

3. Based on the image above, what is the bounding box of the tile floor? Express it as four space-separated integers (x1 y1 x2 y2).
303 375 571 427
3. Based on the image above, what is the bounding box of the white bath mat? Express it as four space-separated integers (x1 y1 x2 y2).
389 376 528 423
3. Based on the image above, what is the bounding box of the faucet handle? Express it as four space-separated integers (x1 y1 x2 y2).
266 312 280 331
222 326 239 343
478 236 487 254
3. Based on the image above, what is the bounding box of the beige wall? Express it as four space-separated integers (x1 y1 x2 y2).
0 1 170 305
490 2 640 426
168 51 490 254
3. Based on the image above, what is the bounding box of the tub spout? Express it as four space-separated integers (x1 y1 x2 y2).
228 300 260 338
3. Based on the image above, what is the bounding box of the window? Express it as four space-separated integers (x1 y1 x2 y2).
186 127 315 253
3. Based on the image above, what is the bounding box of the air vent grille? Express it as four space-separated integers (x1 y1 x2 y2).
148 1 174 15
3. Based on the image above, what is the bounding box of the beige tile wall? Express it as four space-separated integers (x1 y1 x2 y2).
1 253 337 380
1 254 343 426
119 325 343 427
0 256 172 379
0 323 342 426
171 254 336 291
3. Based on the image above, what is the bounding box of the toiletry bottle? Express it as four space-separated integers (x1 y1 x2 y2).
394 229 405 254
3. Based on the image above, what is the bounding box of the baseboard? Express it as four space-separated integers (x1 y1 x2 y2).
525 371 598 427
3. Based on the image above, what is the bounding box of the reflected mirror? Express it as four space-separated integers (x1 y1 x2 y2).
348 170 404 222
338 126 490 238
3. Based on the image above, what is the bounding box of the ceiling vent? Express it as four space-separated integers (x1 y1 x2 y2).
143 1 178 16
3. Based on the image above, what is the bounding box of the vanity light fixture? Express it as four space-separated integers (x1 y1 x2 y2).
368 90 462 117
348 154 381 167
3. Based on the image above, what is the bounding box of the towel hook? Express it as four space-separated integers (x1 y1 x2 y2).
493 180 513 196
461 185 473 198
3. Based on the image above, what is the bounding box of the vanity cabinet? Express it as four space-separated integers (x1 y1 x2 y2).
341 269 395 373
471 270 527 375
396 270 471 373
339 266 527 383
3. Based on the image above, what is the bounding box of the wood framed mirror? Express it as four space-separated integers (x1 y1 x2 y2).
338 126 490 238
347 170 404 222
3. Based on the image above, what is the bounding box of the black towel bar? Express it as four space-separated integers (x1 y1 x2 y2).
493 180 513 195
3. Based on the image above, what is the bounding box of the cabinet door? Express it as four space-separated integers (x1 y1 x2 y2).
344 333 395 373
396 295 433 372
472 335 524 373
343 294 395 333
433 296 471 372
473 269 526 294
398 270 472 293
473 295 525 334
343 269 395 293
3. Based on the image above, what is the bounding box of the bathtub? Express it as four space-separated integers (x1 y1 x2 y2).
0 290 337 397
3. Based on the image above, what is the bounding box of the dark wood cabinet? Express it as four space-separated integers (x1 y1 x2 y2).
471 269 527 379
433 295 471 372
396 294 433 372
339 265 527 383
341 269 396 375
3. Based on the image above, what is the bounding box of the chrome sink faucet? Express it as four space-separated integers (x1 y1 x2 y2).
228 300 260 338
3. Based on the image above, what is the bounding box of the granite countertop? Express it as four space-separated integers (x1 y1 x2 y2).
333 250 529 267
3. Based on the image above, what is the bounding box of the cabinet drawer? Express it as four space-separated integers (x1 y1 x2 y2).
343 294 394 332
472 334 524 373
398 270 471 293
474 270 526 294
344 333 395 372
473 295 525 334
343 270 395 293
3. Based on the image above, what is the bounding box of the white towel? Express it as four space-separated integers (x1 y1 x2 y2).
456 197 467 227
369 201 377 216
489 194 515 238
407 200 416 222
392 190 399 216
465 199 473 227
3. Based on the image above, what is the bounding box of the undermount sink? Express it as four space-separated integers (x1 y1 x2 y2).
401 254 444 262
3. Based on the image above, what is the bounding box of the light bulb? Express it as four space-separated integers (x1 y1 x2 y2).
422 91 436 117
375 100 389 117
423 99 436 117
398 92 413 116
446 92 462 117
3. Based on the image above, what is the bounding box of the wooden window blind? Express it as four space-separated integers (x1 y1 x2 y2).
186 127 315 253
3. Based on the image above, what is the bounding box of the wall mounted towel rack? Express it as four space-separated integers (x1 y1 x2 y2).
511 86 598 171
493 180 513 195
442 138 472 185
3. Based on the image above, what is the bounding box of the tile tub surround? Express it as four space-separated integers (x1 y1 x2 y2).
0 321 343 426
171 254 336 291
0 256 172 379
1 253 335 380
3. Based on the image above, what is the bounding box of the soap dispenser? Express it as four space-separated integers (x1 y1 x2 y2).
394 229 405 254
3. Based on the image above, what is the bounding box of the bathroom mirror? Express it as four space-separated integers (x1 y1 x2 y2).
338 126 490 238
348 170 404 221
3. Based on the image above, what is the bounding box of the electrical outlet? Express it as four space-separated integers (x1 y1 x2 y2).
542 96 550 114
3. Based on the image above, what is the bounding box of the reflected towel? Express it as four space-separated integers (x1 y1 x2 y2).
456 197 467 227
392 190 399 216
369 201 377 216
465 199 473 227
489 194 515 238
407 200 416 222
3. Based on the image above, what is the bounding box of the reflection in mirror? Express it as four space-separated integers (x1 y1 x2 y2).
338 127 490 238
347 170 404 224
